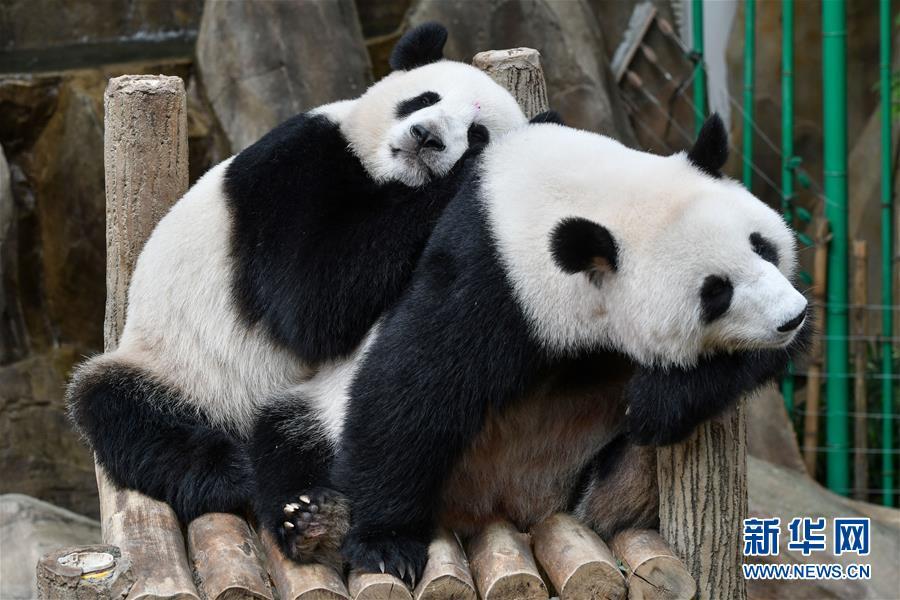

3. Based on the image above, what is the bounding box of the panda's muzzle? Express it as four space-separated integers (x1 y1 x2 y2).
410 124 445 152
777 303 808 333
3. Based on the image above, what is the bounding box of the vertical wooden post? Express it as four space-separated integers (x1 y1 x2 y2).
657 404 747 600
804 219 830 474
100 74 198 600
472 48 549 120
852 240 868 500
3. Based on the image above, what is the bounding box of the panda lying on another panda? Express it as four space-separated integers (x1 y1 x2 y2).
66 22 529 539
251 114 810 584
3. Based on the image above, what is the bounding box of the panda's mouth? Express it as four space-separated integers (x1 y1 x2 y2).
390 146 439 182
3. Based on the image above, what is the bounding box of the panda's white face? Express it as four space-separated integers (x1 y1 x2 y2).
342 61 526 187
483 121 808 368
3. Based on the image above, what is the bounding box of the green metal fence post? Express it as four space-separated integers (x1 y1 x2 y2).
879 0 894 507
823 0 850 495
781 0 796 414
743 0 755 189
692 0 706 135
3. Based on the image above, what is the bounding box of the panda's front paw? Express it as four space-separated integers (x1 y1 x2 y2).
341 529 428 588
278 487 349 570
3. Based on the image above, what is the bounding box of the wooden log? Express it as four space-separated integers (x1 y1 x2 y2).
259 530 350 600
348 571 412 600
414 529 476 600
852 240 868 500
36 545 133 600
609 529 696 600
657 403 747 600
803 219 830 474
531 513 625 600
466 520 548 600
99 74 198 600
472 48 550 119
187 513 273 600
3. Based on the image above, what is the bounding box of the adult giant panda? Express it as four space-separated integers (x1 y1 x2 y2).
251 114 810 583
66 23 528 531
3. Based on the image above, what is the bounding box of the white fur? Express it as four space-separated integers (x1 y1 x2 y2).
481 124 805 368
342 61 527 187
112 160 310 435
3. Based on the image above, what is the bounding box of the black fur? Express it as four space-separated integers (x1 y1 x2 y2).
390 22 447 71
566 430 628 512
396 91 441 118
250 395 338 560
750 232 779 265
549 217 619 274
687 113 728 178
529 110 565 125
332 175 546 584
67 365 253 522
225 113 484 364
625 313 812 446
700 275 734 324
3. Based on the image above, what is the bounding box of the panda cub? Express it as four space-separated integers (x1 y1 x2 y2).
254 114 809 583
66 23 527 529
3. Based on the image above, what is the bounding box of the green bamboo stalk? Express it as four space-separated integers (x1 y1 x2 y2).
743 0 755 189
781 0 796 414
823 0 850 495
879 0 894 507
692 0 706 135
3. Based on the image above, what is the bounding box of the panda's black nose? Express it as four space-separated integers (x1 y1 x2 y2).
411 124 445 151
777 304 808 332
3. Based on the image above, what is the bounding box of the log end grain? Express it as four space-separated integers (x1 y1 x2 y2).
348 571 413 600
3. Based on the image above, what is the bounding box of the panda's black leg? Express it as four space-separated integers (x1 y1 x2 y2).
250 396 348 569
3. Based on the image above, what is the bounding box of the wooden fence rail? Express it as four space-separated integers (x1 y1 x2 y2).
37 48 708 600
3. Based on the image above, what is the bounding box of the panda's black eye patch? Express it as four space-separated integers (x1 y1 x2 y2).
395 91 441 118
467 123 489 149
700 275 733 324
750 232 779 265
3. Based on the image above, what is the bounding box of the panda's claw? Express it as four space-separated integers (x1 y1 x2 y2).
379 560 386 574
299 494 311 504
284 521 294 529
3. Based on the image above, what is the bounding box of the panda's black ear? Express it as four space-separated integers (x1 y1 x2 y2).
687 113 728 178
390 22 448 71
550 217 618 276
529 110 564 125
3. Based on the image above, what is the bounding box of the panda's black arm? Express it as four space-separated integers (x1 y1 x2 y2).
226 112 480 364
331 193 543 583
625 321 811 446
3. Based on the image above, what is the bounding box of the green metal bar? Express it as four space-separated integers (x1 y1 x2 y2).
743 0 755 188
780 0 795 414
879 0 894 507
692 0 706 135
823 0 850 495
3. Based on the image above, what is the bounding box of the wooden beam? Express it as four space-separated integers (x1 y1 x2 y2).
610 529 696 600
466 520 548 600
187 513 273 600
100 74 197 600
348 571 412 600
531 513 625 600
804 219 830 475
414 529 476 600
259 530 350 600
472 48 549 119
852 240 868 500
657 404 747 600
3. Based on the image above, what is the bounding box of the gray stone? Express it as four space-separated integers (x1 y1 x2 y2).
408 0 636 143
196 0 373 152
748 457 900 600
0 347 98 519
747 384 807 476
0 494 100 600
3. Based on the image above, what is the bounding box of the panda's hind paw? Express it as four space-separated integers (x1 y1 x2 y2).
341 530 428 589
278 487 349 570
